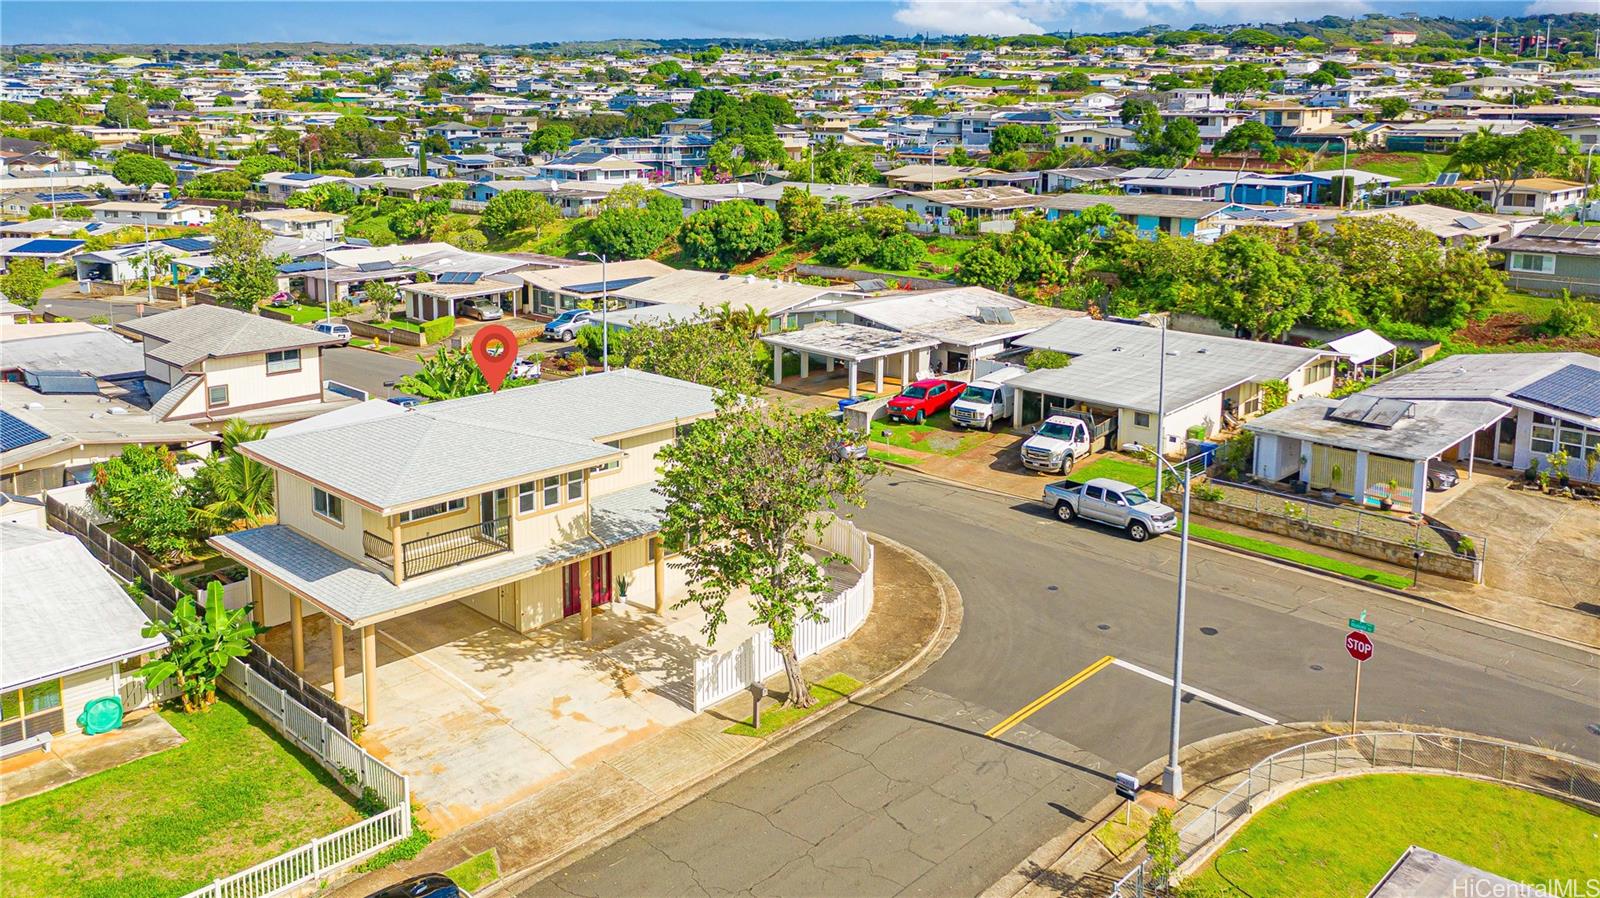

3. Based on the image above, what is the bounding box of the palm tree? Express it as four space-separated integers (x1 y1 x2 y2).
194 419 274 531
713 302 771 338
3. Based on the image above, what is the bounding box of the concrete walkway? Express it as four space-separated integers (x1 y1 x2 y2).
326 537 951 897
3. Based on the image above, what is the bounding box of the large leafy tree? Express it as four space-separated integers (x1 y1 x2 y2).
1452 126 1577 210
112 152 176 187
678 200 782 271
621 318 769 394
584 185 681 258
396 346 536 401
776 186 825 240
657 399 877 707
523 123 575 157
207 209 284 311
480 189 560 238
1213 122 1281 162
1197 233 1312 340
1134 113 1200 168
139 581 263 713
0 258 48 308
91 445 194 564
286 182 358 213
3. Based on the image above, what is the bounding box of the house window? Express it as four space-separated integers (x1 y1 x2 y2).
1509 253 1554 274
207 384 229 407
1 679 64 740
399 497 466 523
313 488 344 524
518 481 539 513
593 440 622 473
566 470 584 502
542 476 560 507
1134 412 1151 427
266 348 302 375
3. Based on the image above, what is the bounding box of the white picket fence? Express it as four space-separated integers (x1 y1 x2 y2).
692 516 875 712
180 659 412 898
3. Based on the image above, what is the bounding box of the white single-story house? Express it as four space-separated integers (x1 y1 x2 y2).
1 522 167 754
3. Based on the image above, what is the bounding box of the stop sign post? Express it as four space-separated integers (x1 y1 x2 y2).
1346 627 1374 734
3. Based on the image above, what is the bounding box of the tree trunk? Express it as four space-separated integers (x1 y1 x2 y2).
777 642 813 708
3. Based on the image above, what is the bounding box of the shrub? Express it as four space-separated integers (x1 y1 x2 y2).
1024 349 1072 371
814 233 877 266
1539 293 1597 338
874 233 927 271
1261 379 1290 414
420 315 456 345
1193 483 1225 502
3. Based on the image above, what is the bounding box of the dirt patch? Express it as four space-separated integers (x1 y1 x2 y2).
1453 314 1600 353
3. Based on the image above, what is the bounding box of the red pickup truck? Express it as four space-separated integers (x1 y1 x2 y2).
885 378 966 423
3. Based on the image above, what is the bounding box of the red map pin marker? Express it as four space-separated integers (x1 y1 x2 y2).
470 323 517 393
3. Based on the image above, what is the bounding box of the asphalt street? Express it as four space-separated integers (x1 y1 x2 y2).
36 293 158 324
321 346 421 399
523 473 1599 898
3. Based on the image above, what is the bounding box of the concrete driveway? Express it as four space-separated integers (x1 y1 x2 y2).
1432 471 1600 615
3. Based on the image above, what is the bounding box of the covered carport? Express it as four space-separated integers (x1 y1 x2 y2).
763 322 938 399
1245 395 1510 516
401 276 523 322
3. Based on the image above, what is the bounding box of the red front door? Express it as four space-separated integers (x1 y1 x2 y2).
561 553 613 616
591 552 612 607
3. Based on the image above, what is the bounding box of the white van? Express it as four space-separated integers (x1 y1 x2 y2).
949 365 1025 431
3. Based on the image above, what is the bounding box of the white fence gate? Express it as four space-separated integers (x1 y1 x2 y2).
691 516 875 712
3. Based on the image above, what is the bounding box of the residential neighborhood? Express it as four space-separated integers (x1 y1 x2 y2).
1 5 1597 898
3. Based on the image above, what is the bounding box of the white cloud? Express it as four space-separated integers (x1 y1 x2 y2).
1523 0 1596 13
893 1 1067 36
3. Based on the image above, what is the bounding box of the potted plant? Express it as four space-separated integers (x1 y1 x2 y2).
1380 478 1399 511
1324 463 1342 500
1547 448 1571 489
1293 454 1310 494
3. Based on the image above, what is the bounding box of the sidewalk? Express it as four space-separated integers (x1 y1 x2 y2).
326 536 953 897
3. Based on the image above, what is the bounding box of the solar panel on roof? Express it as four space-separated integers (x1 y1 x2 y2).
563 275 654 294
357 260 394 272
1509 365 1600 419
0 410 49 453
283 172 322 181
162 237 210 252
1434 172 1460 187
436 271 461 284
1453 216 1487 231
458 271 481 284
1327 394 1416 429
24 370 100 395
162 200 182 209
11 238 84 254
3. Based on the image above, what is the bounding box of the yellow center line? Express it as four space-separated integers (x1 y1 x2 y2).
985 654 1116 740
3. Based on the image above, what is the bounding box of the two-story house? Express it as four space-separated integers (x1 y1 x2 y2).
209 370 717 724
88 200 214 228
118 305 353 431
244 209 346 242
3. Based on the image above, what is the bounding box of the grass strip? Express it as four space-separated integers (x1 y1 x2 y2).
446 848 500 893
1186 523 1412 589
724 673 863 738
869 449 921 466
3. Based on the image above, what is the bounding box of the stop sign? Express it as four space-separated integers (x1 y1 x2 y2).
1346 631 1374 662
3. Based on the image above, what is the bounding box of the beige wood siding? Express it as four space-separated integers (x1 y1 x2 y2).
202 349 322 411
518 569 566 632
276 470 367 562
61 666 115 736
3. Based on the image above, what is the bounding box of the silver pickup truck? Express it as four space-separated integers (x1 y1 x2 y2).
1040 477 1178 542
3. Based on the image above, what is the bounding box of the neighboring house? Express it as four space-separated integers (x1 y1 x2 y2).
1495 223 1600 296
1040 193 1235 240
244 209 346 241
1007 317 1339 452
259 171 348 203
1 523 168 754
882 164 1000 189
536 151 654 183
209 370 717 724
0 385 213 495
88 201 213 227
117 305 352 430
891 185 1043 233
0 237 84 272
1363 353 1600 485
1040 165 1127 194
1388 177 1587 217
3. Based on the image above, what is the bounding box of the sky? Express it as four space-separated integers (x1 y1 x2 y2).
2 0 1591 46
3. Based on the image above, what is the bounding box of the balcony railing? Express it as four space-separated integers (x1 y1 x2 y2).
401 516 511 579
363 530 395 570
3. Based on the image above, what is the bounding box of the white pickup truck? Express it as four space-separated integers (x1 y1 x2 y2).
1020 415 1095 474
949 366 1024 431
1041 477 1177 542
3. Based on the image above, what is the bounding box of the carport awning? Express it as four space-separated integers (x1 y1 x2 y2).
1327 329 1396 366
1245 398 1509 461
211 482 666 628
762 322 938 363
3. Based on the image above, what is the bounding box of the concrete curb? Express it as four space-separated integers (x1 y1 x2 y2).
484 534 963 897
882 464 1598 655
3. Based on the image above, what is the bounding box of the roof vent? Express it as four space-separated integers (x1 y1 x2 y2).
107 406 127 415
24 402 42 410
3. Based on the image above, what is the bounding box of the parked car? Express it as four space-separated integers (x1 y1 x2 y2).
1427 459 1461 491
511 355 542 380
542 309 594 341
364 873 459 898
828 421 870 462
950 366 1025 431
458 300 503 321
1042 477 1177 542
885 378 964 424
1020 415 1094 474
267 291 294 308
312 320 351 345
387 394 424 409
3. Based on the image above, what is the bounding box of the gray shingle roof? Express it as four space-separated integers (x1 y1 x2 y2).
211 482 667 626
120 305 338 364
2 523 167 691
241 369 716 512
1245 398 1509 461
148 375 200 421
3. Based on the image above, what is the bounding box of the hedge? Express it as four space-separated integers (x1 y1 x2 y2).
421 315 456 344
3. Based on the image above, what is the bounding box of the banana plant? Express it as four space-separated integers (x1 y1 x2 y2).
139 581 262 713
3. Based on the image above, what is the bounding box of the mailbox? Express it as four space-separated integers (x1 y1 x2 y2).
1115 772 1139 801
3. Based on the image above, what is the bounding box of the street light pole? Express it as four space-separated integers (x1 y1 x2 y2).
578 251 609 371
1155 318 1167 500
1132 445 1196 798
143 213 155 310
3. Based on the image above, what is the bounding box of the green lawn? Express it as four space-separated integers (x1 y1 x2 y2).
1314 151 1451 184
869 448 921 466
446 848 500 893
1184 774 1598 898
937 75 1033 88
1492 291 1560 323
724 673 862 738
268 303 332 324
870 411 989 458
484 216 580 256
1071 455 1157 490
0 696 360 898
350 337 400 353
1186 523 1413 589
346 211 398 245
